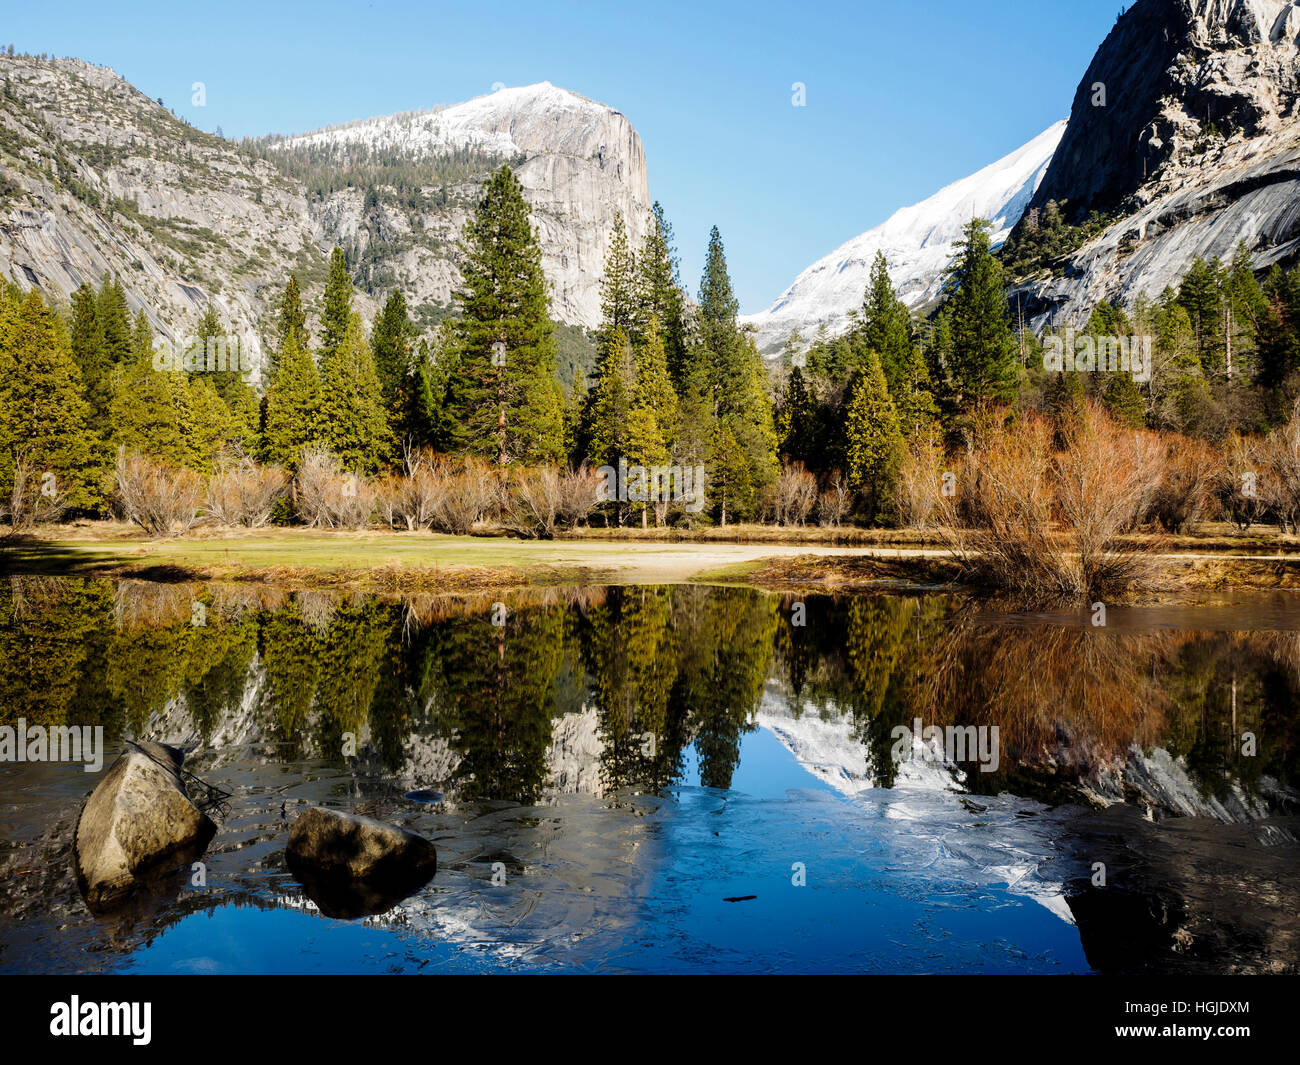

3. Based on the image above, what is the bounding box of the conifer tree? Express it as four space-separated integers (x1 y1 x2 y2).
271 273 308 379
693 226 779 509
315 312 390 472
321 247 352 360
935 218 1020 415
110 314 195 470
196 305 258 448
892 345 940 440
636 202 688 383
69 283 112 431
1 290 103 510
262 328 320 469
844 350 903 523
588 327 637 468
371 289 417 450
598 214 640 356
443 165 564 464
96 274 132 368
708 422 753 527
862 252 913 394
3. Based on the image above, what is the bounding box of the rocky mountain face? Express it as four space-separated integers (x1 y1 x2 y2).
281 83 652 330
1018 0 1300 326
741 122 1065 356
0 55 325 365
0 59 650 359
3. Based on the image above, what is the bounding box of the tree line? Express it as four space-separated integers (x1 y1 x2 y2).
2 164 1299 534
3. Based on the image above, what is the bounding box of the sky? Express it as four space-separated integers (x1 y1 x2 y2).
6 0 1122 314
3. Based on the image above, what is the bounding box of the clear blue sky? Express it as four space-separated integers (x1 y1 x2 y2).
7 0 1121 314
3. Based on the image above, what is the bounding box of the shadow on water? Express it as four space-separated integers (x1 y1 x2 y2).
0 575 1297 973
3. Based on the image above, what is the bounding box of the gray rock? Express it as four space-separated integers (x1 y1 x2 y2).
286 807 437 919
73 741 217 913
1021 0 1300 329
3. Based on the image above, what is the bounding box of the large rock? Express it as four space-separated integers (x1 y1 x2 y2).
1019 0 1300 328
74 741 217 913
286 808 437 919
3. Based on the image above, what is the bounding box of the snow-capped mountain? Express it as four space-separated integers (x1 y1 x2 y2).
0 66 650 346
741 121 1066 355
281 82 652 329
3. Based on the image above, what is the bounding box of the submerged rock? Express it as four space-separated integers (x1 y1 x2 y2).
286 808 437 919
74 741 217 913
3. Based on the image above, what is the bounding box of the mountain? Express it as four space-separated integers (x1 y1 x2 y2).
273 81 651 330
0 57 650 362
740 121 1065 355
0 55 323 364
1015 0 1300 326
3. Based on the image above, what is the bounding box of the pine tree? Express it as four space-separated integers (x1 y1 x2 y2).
1 290 103 510
321 248 352 360
862 252 913 394
278 274 308 347
693 226 779 508
635 315 679 448
891 346 940 439
936 218 1020 415
371 289 417 450
196 305 258 448
777 363 817 463
844 350 903 523
96 274 132 368
1178 256 1227 376
315 312 390 473
443 165 564 464
636 202 688 384
597 214 640 356
708 423 754 526
588 327 637 468
262 328 320 469
69 283 111 432
1102 371 1147 427
109 324 192 468
271 273 308 379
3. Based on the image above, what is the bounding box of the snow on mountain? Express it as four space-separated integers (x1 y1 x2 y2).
279 82 652 329
741 121 1067 356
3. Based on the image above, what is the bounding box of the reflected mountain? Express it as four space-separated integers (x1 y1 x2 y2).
1 576 1297 973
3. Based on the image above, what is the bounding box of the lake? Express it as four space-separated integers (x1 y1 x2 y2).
1 577 1297 974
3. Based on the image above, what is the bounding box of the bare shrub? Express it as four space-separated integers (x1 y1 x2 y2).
430 455 498 534
936 405 1159 602
896 428 946 530
1 447 65 531
558 465 604 527
1052 406 1164 597
294 447 375 529
1213 432 1268 531
816 471 853 527
205 457 288 527
1262 400 1300 533
503 466 563 538
937 412 1064 597
774 462 818 526
115 449 204 537
1145 433 1216 533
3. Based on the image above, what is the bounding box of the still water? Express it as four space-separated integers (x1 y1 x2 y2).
1 578 1297 974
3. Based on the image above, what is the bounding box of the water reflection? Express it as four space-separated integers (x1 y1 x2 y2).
1 577 1297 974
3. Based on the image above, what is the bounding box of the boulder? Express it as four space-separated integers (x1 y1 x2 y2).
74 741 217 913
286 807 437 919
